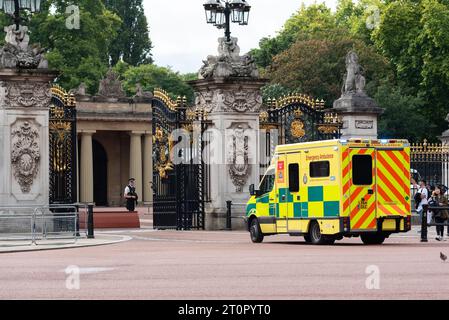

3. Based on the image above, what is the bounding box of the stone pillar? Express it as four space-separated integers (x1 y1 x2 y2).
190 37 266 230
80 131 95 203
333 51 384 139
333 98 384 140
143 131 153 204
0 69 58 208
129 131 143 202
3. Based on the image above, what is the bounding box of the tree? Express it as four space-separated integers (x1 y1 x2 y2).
119 64 194 103
251 3 338 69
373 0 449 140
375 83 427 141
27 0 121 94
104 0 153 66
268 37 391 106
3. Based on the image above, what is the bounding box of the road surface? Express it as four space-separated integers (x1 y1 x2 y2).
0 226 448 300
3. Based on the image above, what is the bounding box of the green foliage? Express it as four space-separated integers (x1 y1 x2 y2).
372 0 449 140
251 0 449 142
261 83 291 101
25 0 121 94
120 64 194 103
268 37 391 106
375 83 427 141
104 0 153 66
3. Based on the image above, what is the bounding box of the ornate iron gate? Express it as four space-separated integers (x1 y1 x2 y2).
259 94 342 175
411 140 449 188
152 89 209 230
49 85 77 205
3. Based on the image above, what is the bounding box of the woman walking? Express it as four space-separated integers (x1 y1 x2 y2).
430 185 448 241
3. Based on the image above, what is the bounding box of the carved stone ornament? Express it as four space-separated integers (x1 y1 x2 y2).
198 37 259 79
227 125 250 192
97 68 126 100
195 89 262 113
4 81 52 109
355 120 374 129
0 25 48 69
11 120 40 193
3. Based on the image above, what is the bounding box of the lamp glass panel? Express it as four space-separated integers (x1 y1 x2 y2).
4 0 15 14
20 0 31 9
31 0 41 12
231 8 242 23
240 7 250 25
205 9 217 24
215 9 225 27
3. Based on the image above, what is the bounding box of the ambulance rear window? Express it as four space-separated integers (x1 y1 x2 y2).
288 164 299 192
310 161 330 178
352 155 373 185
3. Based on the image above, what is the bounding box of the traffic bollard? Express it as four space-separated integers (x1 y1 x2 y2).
226 201 232 231
421 204 428 242
87 204 95 239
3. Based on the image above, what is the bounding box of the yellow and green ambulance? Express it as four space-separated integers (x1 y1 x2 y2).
246 139 412 245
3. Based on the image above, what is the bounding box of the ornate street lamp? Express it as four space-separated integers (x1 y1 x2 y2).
0 0 42 30
204 0 251 42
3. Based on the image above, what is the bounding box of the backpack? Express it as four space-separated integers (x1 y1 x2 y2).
414 187 430 209
414 191 422 209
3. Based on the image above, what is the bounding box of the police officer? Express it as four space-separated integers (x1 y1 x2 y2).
124 178 138 212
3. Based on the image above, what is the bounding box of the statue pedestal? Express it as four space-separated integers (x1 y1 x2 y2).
190 77 266 230
0 69 58 231
333 93 384 140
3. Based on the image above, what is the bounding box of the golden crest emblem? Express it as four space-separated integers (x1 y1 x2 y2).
290 120 305 138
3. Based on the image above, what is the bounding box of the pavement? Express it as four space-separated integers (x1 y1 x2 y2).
1 217 449 300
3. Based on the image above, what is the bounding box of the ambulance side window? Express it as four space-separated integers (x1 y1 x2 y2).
310 161 330 178
288 164 299 192
352 155 373 185
259 169 275 195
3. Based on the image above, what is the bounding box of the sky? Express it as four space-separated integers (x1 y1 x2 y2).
142 0 338 74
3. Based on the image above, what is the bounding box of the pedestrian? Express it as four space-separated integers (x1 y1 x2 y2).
413 179 429 233
124 178 138 212
430 185 448 241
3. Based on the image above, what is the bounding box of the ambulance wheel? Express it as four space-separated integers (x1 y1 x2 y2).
361 233 386 245
250 218 264 243
309 221 332 245
304 235 312 243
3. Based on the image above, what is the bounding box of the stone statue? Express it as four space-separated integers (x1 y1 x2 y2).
0 24 48 69
198 37 259 79
134 84 153 99
342 50 366 95
74 83 88 96
97 68 126 100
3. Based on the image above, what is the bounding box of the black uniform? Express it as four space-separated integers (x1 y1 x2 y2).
125 185 138 212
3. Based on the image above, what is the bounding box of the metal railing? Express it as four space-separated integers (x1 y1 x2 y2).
420 204 449 242
0 204 81 247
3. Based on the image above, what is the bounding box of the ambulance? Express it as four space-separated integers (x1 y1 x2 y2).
246 139 412 245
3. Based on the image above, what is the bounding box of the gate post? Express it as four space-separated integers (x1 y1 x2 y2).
189 37 267 231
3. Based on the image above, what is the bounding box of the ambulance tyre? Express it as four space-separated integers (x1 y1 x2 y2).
309 221 334 245
361 233 386 245
249 218 264 243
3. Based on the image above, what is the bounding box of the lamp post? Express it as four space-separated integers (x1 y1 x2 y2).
0 0 42 30
204 0 251 42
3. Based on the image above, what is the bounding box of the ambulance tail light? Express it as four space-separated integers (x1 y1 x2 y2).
405 216 411 231
342 217 350 232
